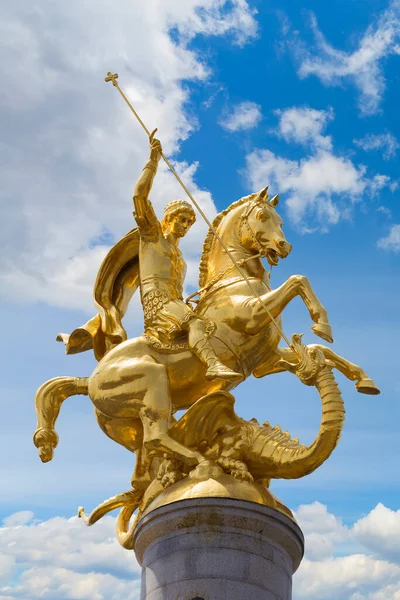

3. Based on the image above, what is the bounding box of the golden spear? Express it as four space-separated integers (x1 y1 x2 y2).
105 71 296 353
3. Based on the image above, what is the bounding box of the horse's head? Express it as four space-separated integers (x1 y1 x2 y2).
240 187 292 266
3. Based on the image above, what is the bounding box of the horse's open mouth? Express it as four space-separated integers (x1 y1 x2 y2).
266 249 279 266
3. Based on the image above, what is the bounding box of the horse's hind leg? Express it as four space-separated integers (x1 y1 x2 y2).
94 411 153 489
138 357 204 467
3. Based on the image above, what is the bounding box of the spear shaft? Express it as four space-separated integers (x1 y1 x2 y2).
105 71 297 354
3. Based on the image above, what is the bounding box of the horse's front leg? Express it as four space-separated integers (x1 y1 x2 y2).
310 344 380 394
247 275 333 343
253 346 380 395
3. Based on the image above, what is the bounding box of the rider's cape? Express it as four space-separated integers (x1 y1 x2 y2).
57 229 140 361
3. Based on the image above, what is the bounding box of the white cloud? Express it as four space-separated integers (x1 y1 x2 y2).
2 512 34 528
369 174 392 197
353 504 400 562
377 206 392 218
0 0 257 312
246 149 362 227
293 501 400 600
4 503 400 599
0 567 140 600
245 106 392 230
358 583 400 599
354 132 399 160
296 4 400 114
377 224 400 252
0 555 15 585
219 101 262 131
294 501 348 560
0 512 140 599
274 106 333 150
176 0 258 46
0 515 137 578
295 554 400 599
1 246 110 313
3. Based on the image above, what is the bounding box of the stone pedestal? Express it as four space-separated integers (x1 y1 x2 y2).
133 498 304 600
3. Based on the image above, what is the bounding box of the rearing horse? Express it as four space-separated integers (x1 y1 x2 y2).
34 188 378 485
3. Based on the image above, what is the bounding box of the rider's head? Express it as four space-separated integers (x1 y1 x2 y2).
161 200 196 238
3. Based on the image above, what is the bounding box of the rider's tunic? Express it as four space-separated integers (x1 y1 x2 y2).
134 196 194 340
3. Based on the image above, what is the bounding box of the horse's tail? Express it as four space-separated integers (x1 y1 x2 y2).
33 376 89 462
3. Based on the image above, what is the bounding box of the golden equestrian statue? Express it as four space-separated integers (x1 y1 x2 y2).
33 74 379 549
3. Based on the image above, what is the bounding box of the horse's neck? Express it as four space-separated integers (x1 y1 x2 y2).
204 215 264 285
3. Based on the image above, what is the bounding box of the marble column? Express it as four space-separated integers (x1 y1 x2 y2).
133 498 304 600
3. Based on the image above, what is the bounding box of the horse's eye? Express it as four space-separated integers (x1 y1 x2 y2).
257 210 269 222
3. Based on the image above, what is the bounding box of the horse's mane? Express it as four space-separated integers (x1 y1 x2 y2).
199 193 257 288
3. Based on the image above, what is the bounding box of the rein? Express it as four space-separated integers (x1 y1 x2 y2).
194 275 270 307
187 201 274 306
186 253 263 306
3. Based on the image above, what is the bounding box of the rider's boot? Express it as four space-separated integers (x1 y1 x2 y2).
190 335 243 383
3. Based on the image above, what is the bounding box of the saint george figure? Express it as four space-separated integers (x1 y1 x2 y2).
57 132 241 383
134 131 241 383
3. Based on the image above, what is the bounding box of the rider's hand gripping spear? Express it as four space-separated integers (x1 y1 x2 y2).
105 71 300 358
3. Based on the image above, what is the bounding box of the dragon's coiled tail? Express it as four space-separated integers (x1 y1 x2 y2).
33 376 89 462
272 365 345 478
79 490 144 550
116 503 142 550
77 488 144 550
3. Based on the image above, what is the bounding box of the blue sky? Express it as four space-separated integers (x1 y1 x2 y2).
0 1 399 598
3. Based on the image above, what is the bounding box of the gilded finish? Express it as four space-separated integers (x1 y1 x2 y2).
33 82 380 549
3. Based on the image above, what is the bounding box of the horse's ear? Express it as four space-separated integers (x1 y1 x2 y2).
269 194 279 207
259 186 269 200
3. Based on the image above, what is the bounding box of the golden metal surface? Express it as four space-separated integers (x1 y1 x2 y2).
33 83 380 549
105 73 297 352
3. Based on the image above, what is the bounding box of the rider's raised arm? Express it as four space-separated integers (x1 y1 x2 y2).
132 133 162 238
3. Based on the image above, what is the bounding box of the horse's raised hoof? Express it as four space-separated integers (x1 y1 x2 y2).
312 322 333 344
356 379 380 395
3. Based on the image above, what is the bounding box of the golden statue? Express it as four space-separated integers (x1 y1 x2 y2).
33 74 379 550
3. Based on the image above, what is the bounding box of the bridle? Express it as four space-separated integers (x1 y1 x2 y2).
186 252 264 306
239 200 272 259
186 200 273 306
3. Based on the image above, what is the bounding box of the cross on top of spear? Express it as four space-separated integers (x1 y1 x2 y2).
105 72 119 86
